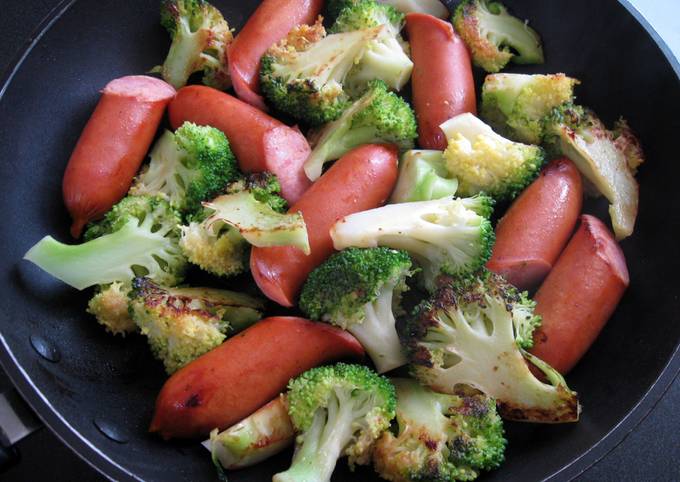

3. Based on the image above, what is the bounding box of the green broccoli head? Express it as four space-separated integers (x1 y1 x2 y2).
25 195 187 290
330 0 404 35
331 195 495 292
226 172 289 213
441 113 544 201
304 79 417 180
159 0 234 89
274 363 396 482
86 282 137 336
373 378 506 481
391 150 459 203
130 122 239 218
453 0 543 73
480 73 579 144
260 19 385 126
404 272 580 423
300 247 413 373
129 277 265 374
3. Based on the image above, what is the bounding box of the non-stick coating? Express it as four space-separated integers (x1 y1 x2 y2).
0 0 678 481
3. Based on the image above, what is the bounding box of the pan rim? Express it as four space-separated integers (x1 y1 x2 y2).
0 1 678 481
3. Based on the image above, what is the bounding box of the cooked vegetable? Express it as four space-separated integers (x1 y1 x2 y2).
480 73 579 144
260 18 383 125
273 363 396 482
205 395 295 470
543 104 642 239
158 0 234 89
86 282 136 336
25 195 187 290
304 80 417 180
405 272 580 423
331 195 494 291
179 173 288 277
129 277 265 374
441 113 544 201
327 0 449 20
130 122 239 218
330 0 413 93
390 150 458 203
373 378 506 481
453 0 544 73
300 247 414 373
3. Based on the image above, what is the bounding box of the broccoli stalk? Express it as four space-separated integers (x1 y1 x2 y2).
330 195 495 292
330 0 413 93
274 364 396 482
300 247 414 373
260 19 384 126
441 113 544 201
159 0 234 89
130 122 239 218
373 378 506 481
129 277 265 374
480 73 579 144
405 272 580 423
390 150 459 203
304 80 417 180
453 0 544 73
204 395 295 470
24 195 187 290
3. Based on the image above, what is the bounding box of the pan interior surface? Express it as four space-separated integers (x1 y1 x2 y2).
0 0 678 481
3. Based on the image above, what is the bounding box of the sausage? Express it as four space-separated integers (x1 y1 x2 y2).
405 13 476 150
250 144 399 307
63 76 176 237
149 316 364 439
530 215 629 374
168 85 311 204
228 0 324 109
487 158 583 291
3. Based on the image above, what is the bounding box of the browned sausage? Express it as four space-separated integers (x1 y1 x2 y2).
530 215 629 374
250 144 399 307
228 0 324 109
63 76 175 237
149 316 364 439
405 13 476 150
487 158 583 290
168 85 311 204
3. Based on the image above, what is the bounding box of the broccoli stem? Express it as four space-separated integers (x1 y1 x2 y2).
348 281 407 373
274 397 355 482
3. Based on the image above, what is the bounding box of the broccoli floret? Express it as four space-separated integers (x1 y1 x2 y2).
327 0 449 22
480 73 579 144
390 150 459 203
159 0 234 89
441 113 544 201
205 395 294 470
129 277 265 374
24 195 187 290
300 248 414 373
405 272 580 423
330 0 413 93
179 173 289 277
453 0 543 73
304 80 417 180
331 195 495 292
543 104 641 240
373 378 506 481
274 363 396 482
86 282 137 336
130 122 239 218
260 18 386 126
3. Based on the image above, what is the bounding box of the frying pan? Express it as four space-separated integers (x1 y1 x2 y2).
0 0 678 480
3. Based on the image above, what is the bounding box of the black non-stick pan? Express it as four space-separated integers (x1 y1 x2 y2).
0 0 678 480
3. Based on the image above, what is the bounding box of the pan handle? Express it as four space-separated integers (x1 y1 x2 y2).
0 389 42 472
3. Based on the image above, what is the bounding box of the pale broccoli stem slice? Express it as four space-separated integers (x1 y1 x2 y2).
205 395 294 470
203 192 310 254
390 150 459 203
